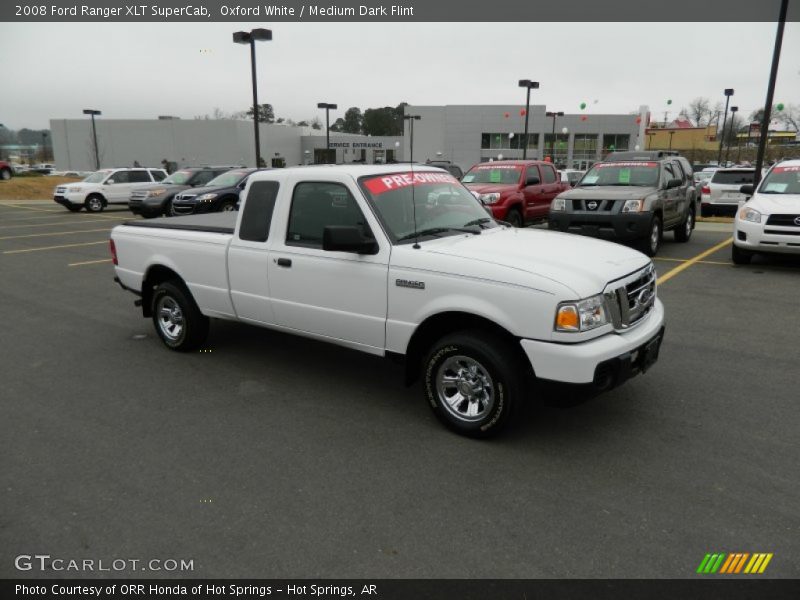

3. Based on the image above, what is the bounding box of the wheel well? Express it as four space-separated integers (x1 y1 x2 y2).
141 265 184 317
403 311 531 386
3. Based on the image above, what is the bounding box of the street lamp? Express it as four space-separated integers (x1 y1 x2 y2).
668 130 675 150
716 88 734 165
518 80 540 159
82 109 101 170
546 111 564 160
403 114 421 163
233 28 272 167
317 102 337 164
725 106 738 165
41 132 48 162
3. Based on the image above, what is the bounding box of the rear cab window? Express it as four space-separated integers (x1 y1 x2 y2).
239 181 280 243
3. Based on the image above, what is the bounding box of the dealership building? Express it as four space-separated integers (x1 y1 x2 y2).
50 105 648 172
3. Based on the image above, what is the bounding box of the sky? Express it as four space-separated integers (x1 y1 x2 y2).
1 22 799 130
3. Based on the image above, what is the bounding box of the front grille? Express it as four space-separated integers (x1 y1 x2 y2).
56 187 66 193
766 214 800 227
130 190 148 202
172 205 194 215
571 199 616 211
604 263 656 331
764 229 800 236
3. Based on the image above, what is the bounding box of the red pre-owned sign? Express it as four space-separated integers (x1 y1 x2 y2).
363 171 459 195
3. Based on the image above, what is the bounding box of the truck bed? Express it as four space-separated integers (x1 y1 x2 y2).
123 212 236 234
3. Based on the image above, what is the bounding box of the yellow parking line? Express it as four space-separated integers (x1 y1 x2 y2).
655 257 731 266
2 204 61 213
0 217 130 230
3 240 107 254
0 212 86 221
68 258 113 267
656 238 733 285
0 228 111 241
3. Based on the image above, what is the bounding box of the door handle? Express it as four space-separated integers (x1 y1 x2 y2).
276 258 292 268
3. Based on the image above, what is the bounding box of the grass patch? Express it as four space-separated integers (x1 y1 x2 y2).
0 176 82 201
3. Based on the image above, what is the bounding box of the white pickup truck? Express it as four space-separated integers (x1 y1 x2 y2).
111 165 665 437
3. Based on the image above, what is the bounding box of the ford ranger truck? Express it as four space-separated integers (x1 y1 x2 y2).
111 165 665 438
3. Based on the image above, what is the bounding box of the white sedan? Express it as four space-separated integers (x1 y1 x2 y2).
732 159 800 264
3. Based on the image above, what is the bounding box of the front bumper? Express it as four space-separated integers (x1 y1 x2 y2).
520 298 665 385
53 192 85 207
129 198 165 217
734 218 800 255
548 210 653 241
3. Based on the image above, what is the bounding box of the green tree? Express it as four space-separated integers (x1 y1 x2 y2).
330 117 345 132
245 104 275 123
363 107 399 136
343 107 363 134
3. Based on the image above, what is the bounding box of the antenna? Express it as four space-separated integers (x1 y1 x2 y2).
404 114 422 248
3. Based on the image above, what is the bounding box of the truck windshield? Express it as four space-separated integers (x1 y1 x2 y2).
163 170 192 185
461 165 522 185
83 170 111 183
360 171 499 243
578 162 659 187
206 170 249 187
758 165 800 194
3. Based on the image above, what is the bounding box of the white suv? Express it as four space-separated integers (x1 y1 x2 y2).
732 159 800 264
54 168 167 213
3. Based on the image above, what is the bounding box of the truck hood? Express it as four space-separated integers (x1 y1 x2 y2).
559 186 656 200
748 193 800 213
395 227 650 298
463 183 519 195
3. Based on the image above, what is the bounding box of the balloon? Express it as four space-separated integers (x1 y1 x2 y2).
544 156 552 162
508 132 515 139
395 141 400 147
593 99 599 104
519 109 527 116
609 145 615 150
580 102 587 110
776 103 785 111
636 117 642 124
561 127 569 134
504 112 510 118
667 99 672 105
634 145 641 151
580 116 588 121
497 154 504 160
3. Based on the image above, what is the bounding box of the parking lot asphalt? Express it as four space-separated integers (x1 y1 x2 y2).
2 200 799 579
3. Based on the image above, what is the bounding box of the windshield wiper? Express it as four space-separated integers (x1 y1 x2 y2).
462 217 493 228
397 226 481 242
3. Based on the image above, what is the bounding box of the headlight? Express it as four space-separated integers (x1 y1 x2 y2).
738 207 762 223
66 186 81 192
479 193 501 204
555 294 609 332
198 193 218 202
145 188 167 198
551 197 566 211
621 199 644 213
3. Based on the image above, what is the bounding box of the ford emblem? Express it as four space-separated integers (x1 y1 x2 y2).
587 201 598 210
637 288 651 307
794 216 800 226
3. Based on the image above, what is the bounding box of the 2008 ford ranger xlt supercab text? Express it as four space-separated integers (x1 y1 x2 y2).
111 165 665 437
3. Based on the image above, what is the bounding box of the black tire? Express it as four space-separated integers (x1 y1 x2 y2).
66 205 82 212
0 168 11 181
423 330 523 438
151 281 209 352
731 244 753 265
84 194 105 213
674 208 694 242
219 199 237 212
505 208 523 228
637 215 662 257
700 205 712 218
162 199 173 217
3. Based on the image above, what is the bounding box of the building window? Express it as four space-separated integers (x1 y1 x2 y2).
603 134 630 152
481 133 539 150
573 134 598 157
543 134 569 165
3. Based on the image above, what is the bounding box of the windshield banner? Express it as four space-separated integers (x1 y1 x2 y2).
474 165 522 170
363 172 459 195
595 162 657 168
772 166 800 173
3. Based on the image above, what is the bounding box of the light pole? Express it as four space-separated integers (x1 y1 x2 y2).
518 80 540 159
546 111 564 160
716 88 734 165
41 132 48 162
233 28 272 167
317 102 337 164
403 115 421 163
725 106 738 165
668 130 675 150
82 109 101 170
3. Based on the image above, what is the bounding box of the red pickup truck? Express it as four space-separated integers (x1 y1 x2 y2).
461 160 569 226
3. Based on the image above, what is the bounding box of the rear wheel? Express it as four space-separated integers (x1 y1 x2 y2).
731 244 753 265
151 281 209 351
0 168 11 180
85 194 105 213
674 208 694 242
505 208 523 228
637 215 662 257
423 331 523 438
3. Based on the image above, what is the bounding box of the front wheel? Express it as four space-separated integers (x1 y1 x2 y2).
85 195 105 213
151 281 209 351
637 215 662 257
423 331 523 438
674 209 694 242
0 168 11 180
505 208 523 228
219 200 237 212
731 244 753 265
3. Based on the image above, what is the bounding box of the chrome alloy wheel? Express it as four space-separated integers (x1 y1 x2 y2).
156 296 184 342
221 203 236 212
87 197 103 211
649 220 660 254
684 211 693 237
436 355 495 422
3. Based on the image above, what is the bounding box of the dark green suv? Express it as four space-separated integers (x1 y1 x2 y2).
548 151 696 256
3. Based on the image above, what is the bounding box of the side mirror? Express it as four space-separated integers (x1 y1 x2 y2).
106 179 115 185
666 178 682 189
740 184 754 195
525 176 540 186
323 226 378 255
